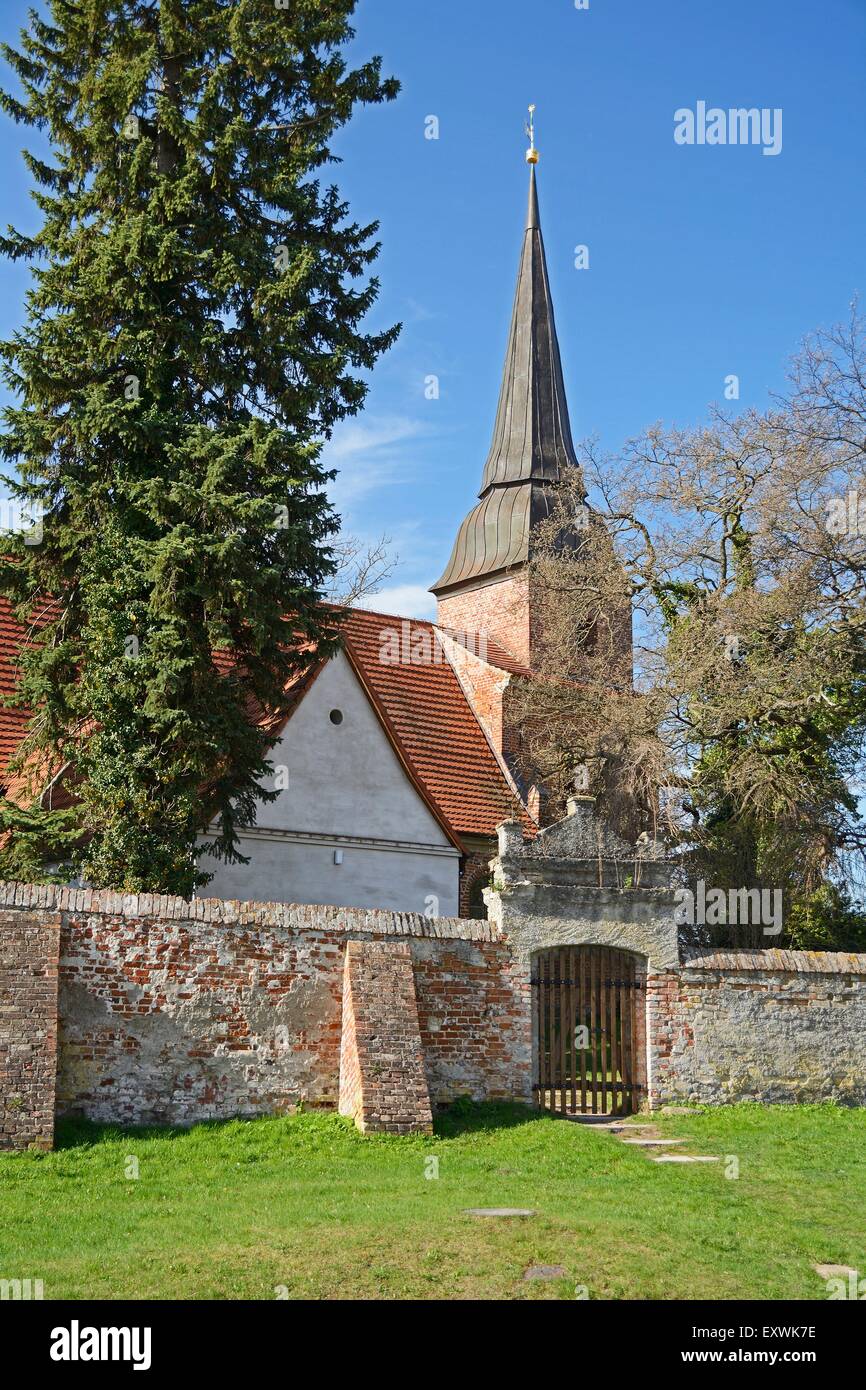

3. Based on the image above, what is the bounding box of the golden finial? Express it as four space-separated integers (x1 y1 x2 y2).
525 104 539 164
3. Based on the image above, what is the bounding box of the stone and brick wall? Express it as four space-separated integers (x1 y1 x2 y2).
1 873 866 1149
0 909 60 1150
650 949 866 1107
0 882 526 1132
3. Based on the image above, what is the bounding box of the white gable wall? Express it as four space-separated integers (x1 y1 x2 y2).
200 651 460 914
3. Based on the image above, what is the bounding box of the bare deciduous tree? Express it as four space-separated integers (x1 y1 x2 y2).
326 532 397 607
511 307 866 946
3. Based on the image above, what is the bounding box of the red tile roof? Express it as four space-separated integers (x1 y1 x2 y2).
339 608 527 844
0 598 31 781
439 627 532 677
0 596 529 845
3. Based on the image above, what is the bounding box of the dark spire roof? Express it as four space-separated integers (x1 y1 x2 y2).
432 165 583 596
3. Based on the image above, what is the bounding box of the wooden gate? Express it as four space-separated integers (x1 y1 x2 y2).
532 945 644 1116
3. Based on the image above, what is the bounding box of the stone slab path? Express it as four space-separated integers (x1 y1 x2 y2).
622 1137 688 1147
524 1264 567 1281
651 1153 720 1163
568 1111 719 1166
463 1207 536 1217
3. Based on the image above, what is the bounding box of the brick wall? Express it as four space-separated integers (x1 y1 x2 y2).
436 624 533 804
646 970 680 1109
438 629 511 758
437 573 530 667
339 940 433 1133
0 910 60 1150
2 880 866 1146
0 882 528 1133
458 849 492 917
412 934 529 1102
436 565 633 692
436 599 556 814
337 948 362 1124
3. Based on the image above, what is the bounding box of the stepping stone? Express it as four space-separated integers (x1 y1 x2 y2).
622 1137 688 1146
566 1117 648 1130
524 1264 567 1282
611 1130 661 1139
574 1122 631 1131
651 1154 719 1163
813 1263 857 1280
463 1207 536 1218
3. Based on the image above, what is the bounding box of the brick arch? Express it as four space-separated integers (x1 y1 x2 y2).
466 872 489 921
458 853 492 919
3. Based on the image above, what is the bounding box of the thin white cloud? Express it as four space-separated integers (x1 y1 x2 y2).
402 298 442 325
360 583 437 621
324 414 423 462
323 413 428 512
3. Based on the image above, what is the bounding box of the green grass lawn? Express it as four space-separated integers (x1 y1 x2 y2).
1 1102 863 1300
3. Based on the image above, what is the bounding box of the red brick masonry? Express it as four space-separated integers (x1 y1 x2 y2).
339 940 433 1133
0 882 525 1138
1 882 864 1148
0 909 60 1150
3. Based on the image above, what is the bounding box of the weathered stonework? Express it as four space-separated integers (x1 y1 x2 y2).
339 940 433 1133
1 836 865 1147
486 879 679 972
651 950 866 1107
484 802 676 1105
0 882 526 1136
0 910 60 1150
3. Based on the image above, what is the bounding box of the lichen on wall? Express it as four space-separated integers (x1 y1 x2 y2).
651 953 866 1107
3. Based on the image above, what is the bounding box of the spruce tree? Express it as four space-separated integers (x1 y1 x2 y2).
0 0 399 893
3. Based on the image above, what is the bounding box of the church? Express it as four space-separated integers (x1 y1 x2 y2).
200 159 593 916
0 158 608 919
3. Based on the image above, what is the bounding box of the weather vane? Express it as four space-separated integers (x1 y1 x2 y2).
525 104 539 164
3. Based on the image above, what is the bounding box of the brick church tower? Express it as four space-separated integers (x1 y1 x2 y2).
431 162 587 670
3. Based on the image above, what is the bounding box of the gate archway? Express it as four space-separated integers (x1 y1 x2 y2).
532 945 645 1116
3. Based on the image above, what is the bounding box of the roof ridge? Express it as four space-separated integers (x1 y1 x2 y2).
342 605 436 629
342 613 531 839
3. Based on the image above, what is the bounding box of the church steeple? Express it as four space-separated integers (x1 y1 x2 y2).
432 161 583 597
479 163 580 494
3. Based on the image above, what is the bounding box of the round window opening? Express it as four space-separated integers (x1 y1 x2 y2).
329 708 344 726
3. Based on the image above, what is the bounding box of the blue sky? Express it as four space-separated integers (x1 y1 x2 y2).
1 0 864 617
